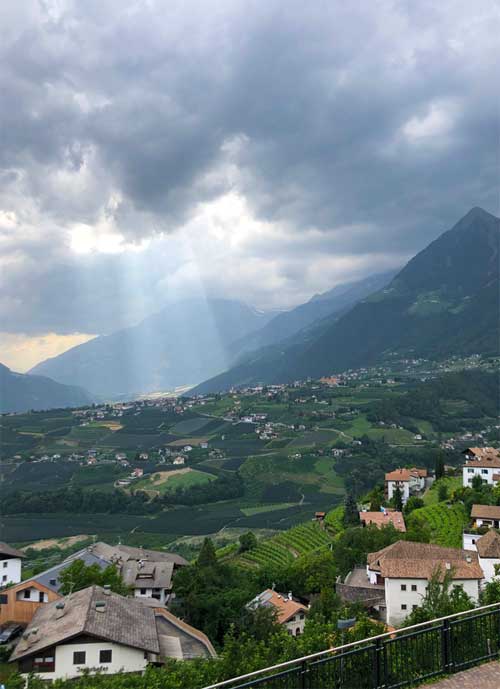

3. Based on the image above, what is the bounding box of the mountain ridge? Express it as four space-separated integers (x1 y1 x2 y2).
191 207 500 393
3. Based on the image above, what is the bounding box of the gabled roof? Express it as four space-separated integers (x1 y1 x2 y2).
464 447 500 460
154 608 216 658
122 560 174 589
367 540 483 580
0 542 25 559
385 468 427 482
360 511 406 532
247 589 308 624
465 457 500 469
476 530 500 559
87 542 188 567
471 504 500 520
11 586 160 661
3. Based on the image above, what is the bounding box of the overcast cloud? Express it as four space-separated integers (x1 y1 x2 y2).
0 0 498 369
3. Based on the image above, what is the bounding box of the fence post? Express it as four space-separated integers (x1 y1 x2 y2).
300 659 308 689
442 619 452 674
372 638 384 689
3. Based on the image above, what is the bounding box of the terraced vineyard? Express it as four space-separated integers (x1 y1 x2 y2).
406 502 467 548
237 522 332 569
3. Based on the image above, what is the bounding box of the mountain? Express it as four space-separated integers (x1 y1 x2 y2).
192 208 500 393
30 299 274 398
0 363 93 413
230 269 398 357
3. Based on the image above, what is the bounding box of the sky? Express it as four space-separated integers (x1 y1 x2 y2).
1 0 498 372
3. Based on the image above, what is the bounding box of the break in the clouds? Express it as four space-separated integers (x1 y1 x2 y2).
0 0 498 368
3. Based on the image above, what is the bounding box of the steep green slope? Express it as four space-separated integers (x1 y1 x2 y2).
193 207 499 393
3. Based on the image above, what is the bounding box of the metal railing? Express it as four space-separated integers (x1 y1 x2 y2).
202 602 500 689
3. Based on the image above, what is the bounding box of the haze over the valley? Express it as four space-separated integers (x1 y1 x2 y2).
0 0 498 374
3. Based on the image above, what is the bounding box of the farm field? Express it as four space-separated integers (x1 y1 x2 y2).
423 476 462 505
406 502 467 548
237 522 332 569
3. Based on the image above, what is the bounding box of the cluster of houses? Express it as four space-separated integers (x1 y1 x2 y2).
0 541 216 680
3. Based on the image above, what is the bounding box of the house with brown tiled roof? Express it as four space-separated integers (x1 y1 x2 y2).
463 448 500 488
247 589 309 636
463 529 500 584
10 585 215 680
359 509 406 532
384 468 427 505
365 541 482 625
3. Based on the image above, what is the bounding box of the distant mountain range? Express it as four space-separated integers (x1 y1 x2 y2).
25 207 499 403
30 299 274 399
0 363 92 413
192 207 500 393
229 269 398 357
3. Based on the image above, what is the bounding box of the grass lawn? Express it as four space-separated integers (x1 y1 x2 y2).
134 468 216 494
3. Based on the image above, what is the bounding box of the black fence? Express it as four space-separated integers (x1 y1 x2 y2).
203 604 500 689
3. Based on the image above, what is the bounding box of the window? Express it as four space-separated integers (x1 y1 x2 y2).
411 585 417 592
73 651 86 665
472 539 476 545
468 468 474 473
401 604 407 610
99 650 112 664
140 588 147 595
482 469 488 474
49 579 57 586
2 562 7 568
400 584 407 591
2 575 6 583
412 605 417 611
299 612 305 619
23 589 30 599
39 592 45 603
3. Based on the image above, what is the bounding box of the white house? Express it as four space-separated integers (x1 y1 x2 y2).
0 542 25 586
462 448 500 488
470 504 500 529
366 541 483 626
11 586 216 680
385 468 427 505
463 530 500 583
247 589 309 636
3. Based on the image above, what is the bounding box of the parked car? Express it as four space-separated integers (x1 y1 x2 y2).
0 624 22 644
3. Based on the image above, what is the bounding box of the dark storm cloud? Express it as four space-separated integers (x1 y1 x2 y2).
0 0 498 337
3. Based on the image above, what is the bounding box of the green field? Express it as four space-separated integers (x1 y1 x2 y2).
134 468 216 494
241 502 299 516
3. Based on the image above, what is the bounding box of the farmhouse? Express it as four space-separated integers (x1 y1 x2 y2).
462 448 500 487
247 589 309 637
463 529 500 583
0 541 25 586
11 586 215 680
366 541 482 625
359 510 406 533
384 468 427 505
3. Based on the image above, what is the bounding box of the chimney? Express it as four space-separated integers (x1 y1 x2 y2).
103 585 111 596
288 591 293 601
95 601 106 612
466 555 472 563
55 602 65 619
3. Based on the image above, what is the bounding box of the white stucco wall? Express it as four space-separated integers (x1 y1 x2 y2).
463 533 479 552
133 587 168 604
0 557 22 585
387 481 410 504
16 586 48 602
284 613 306 636
385 577 480 626
463 466 498 487
29 641 150 680
478 557 500 583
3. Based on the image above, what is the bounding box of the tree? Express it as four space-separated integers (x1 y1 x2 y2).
239 532 258 553
393 486 403 512
471 474 484 491
438 483 448 502
404 496 424 515
197 537 217 568
435 452 445 480
343 492 360 528
58 559 130 596
405 566 474 624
